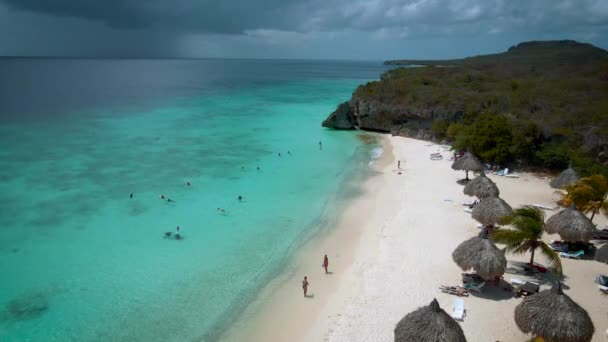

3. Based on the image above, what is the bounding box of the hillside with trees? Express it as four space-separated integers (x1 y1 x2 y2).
322 40 608 176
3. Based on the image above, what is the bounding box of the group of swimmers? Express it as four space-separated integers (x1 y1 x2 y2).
139 141 325 242
302 254 330 297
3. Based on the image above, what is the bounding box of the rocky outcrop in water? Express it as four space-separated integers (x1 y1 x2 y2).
322 102 356 129
322 97 441 139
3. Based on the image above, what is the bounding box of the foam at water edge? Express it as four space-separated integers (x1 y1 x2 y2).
368 146 384 165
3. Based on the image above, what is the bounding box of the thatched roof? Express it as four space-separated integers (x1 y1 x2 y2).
452 232 507 280
594 244 608 264
394 299 467 342
463 171 499 199
550 167 579 189
451 152 484 172
544 204 596 242
514 281 595 342
471 197 513 226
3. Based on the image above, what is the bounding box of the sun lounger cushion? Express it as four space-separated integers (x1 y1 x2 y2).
511 278 526 286
451 299 465 321
560 250 584 259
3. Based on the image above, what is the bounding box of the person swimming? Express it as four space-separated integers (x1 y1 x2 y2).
167 198 174 202
160 195 165 199
238 195 243 201
287 151 292 156
319 141 323 150
278 153 281 157
130 193 133 198
257 166 261 171
186 182 190 186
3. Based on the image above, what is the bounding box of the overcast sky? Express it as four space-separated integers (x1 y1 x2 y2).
1 0 607 60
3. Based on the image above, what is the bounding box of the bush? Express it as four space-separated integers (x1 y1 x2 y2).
468 113 513 164
431 120 450 139
536 142 570 170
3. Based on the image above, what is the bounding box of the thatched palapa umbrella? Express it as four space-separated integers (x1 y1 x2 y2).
394 298 467 342
471 196 513 226
550 167 579 189
514 281 595 342
451 152 484 181
544 204 596 242
594 244 608 264
463 171 499 199
452 232 507 280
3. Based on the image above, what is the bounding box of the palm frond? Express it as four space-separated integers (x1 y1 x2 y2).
538 242 563 275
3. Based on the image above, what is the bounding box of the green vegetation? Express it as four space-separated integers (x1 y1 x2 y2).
492 206 562 275
563 175 608 221
354 41 608 175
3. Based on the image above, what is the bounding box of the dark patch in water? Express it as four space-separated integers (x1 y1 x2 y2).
356 134 378 145
129 204 148 216
1 292 49 322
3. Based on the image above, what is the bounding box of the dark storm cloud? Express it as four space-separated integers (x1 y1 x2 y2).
0 0 306 33
1 0 607 58
3 0 607 35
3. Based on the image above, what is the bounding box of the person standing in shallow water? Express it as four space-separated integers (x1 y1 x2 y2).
302 276 309 297
322 255 329 274
319 141 323 150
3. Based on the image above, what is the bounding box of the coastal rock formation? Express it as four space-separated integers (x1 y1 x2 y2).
323 96 454 139
322 102 355 129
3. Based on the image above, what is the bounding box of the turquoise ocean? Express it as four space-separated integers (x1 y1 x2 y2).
0 59 389 341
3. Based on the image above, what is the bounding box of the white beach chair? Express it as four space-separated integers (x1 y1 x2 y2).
451 298 465 321
598 285 608 293
463 208 472 213
510 278 526 286
463 281 485 293
496 168 509 176
532 204 557 210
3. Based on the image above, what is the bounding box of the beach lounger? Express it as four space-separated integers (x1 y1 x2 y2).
560 250 584 259
596 275 608 287
514 281 540 298
505 174 520 178
592 229 608 240
462 273 484 284
599 285 608 293
463 208 472 213
439 285 469 297
510 278 526 286
451 299 465 321
522 263 548 273
532 203 557 210
462 282 485 293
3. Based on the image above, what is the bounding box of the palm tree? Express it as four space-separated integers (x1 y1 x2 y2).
564 174 608 222
492 206 562 275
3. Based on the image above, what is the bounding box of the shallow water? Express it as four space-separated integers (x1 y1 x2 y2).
0 59 389 341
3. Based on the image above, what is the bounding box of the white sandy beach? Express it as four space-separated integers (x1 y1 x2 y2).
223 136 608 342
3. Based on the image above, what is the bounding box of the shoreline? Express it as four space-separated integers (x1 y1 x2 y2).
221 133 397 341
222 136 608 342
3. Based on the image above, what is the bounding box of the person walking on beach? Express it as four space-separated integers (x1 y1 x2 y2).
322 255 329 274
397 160 401 169
302 276 309 297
